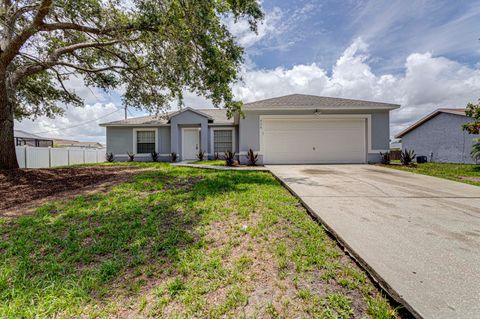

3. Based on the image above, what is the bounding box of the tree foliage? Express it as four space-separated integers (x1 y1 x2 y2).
0 0 263 120
463 100 480 134
0 0 263 168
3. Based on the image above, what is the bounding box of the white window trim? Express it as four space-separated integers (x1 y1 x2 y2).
210 127 236 155
181 127 201 160
259 114 386 155
133 128 158 154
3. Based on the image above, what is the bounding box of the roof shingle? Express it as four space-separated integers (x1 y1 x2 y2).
100 108 233 126
243 94 399 109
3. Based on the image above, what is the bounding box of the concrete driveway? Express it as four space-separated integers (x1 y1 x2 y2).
268 165 480 319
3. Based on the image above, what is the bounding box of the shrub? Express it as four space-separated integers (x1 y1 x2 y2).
127 152 135 162
224 150 236 166
214 152 220 160
151 151 159 162
170 152 178 162
379 151 390 165
472 139 480 163
247 149 258 166
105 152 114 162
197 150 205 161
400 149 416 165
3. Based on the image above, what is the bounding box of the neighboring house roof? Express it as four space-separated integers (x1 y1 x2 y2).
395 108 467 138
54 139 104 148
100 108 234 126
14 129 52 140
243 94 400 110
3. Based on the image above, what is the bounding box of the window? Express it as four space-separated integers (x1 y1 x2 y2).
214 130 233 153
136 130 156 153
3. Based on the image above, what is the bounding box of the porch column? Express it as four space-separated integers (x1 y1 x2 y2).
170 122 179 156
200 121 208 154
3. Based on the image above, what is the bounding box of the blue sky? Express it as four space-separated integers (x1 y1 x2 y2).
249 0 480 72
15 0 480 143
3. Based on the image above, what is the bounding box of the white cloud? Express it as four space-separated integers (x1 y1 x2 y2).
227 6 284 48
14 103 120 143
232 38 480 136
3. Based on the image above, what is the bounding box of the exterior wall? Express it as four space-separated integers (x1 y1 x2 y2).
207 126 239 159
170 110 209 161
402 113 479 164
106 126 171 162
239 109 391 164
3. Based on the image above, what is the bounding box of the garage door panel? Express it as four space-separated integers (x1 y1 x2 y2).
262 118 366 164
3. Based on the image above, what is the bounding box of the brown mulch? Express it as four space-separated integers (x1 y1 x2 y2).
0 166 146 217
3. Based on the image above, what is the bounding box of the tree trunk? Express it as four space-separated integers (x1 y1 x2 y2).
0 74 19 169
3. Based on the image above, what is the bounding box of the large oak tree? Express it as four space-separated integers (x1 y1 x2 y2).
0 0 262 169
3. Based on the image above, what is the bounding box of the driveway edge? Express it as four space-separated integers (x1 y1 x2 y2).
269 170 420 319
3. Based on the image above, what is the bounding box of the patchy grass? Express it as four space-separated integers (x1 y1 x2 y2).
190 160 225 166
382 162 480 186
0 163 401 318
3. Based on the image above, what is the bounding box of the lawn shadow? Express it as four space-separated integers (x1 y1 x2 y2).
0 165 279 317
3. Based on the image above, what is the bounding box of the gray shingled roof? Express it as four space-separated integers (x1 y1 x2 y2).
100 108 233 126
243 94 399 109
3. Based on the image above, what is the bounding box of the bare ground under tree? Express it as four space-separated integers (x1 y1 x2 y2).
0 166 145 217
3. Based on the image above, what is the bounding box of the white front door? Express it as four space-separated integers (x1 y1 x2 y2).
262 118 367 164
182 128 200 160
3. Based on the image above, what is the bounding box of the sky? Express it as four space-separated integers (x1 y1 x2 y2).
14 0 480 143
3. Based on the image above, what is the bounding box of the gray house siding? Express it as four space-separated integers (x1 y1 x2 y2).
239 109 390 164
106 122 238 162
106 126 171 161
170 110 209 161
402 113 479 164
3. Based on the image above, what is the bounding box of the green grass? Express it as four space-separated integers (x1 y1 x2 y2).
383 162 480 186
0 162 399 318
189 160 225 166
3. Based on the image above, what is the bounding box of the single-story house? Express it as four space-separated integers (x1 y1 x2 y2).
14 130 54 147
395 108 479 164
100 94 399 164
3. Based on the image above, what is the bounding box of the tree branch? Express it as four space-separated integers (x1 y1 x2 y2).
0 0 52 67
39 22 111 35
38 22 142 35
11 39 130 84
56 62 126 73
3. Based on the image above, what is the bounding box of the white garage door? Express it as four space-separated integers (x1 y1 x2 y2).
262 118 366 164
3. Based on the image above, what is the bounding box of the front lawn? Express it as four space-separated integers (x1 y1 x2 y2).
382 162 480 186
0 163 399 318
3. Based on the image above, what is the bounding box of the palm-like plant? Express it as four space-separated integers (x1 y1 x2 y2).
400 149 416 165
471 139 480 163
224 151 236 166
247 149 259 166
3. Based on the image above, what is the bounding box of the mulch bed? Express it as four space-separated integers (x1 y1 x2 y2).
0 166 143 215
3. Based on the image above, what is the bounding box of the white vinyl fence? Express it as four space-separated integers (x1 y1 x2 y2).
16 146 107 168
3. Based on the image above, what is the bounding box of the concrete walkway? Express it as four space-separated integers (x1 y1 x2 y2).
173 162 269 171
268 164 480 319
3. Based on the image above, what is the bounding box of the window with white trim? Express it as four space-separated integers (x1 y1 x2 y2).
213 130 233 153
136 131 155 153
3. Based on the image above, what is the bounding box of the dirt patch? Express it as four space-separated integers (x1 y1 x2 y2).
0 166 146 217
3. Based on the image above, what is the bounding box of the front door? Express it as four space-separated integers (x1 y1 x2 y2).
182 128 200 160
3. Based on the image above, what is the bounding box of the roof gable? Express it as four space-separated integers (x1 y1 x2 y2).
168 107 213 121
395 108 467 138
